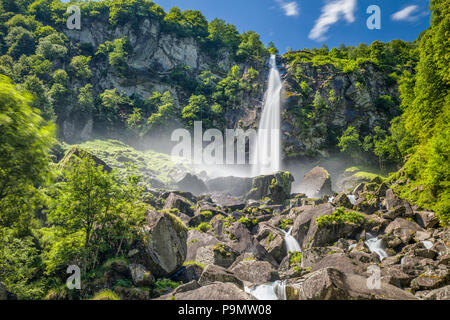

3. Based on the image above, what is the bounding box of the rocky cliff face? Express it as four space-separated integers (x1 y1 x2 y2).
60 15 267 142
280 59 401 158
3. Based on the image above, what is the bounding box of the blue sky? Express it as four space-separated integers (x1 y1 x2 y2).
156 0 431 53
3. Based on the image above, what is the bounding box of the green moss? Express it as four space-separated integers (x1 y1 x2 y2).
279 218 293 231
92 290 120 300
316 207 365 227
289 252 302 265
162 210 188 233
237 217 258 229
200 210 213 219
183 260 205 269
196 222 211 233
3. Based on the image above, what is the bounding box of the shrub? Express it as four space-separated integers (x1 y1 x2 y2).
316 207 365 227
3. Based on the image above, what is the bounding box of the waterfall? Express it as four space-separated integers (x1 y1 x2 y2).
252 54 282 176
347 195 357 205
365 233 388 261
281 227 302 253
245 280 287 300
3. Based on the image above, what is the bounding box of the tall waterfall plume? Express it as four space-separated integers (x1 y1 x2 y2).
252 54 282 176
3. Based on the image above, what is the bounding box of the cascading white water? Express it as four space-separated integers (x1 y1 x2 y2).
245 280 287 300
252 54 282 176
422 240 433 249
347 195 357 205
282 227 302 253
365 233 388 261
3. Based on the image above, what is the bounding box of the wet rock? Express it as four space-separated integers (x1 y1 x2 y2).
198 265 244 289
297 167 333 198
256 224 286 264
230 260 279 284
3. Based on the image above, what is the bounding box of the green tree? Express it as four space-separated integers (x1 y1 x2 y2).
0 75 55 230
182 94 211 128
337 126 363 162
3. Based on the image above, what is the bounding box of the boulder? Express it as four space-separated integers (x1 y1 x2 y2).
297 167 333 198
198 265 244 289
414 211 439 229
210 194 246 211
163 193 194 216
245 171 294 203
410 269 450 292
291 203 364 249
332 193 352 208
421 285 450 300
177 173 207 195
129 264 155 287
293 268 417 300
227 222 279 267
230 260 279 284
171 264 203 283
206 176 253 197
385 218 424 245
256 225 286 264
186 229 219 262
195 243 239 268
136 210 188 277
171 282 255 300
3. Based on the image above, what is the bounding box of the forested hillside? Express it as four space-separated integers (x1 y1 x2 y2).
0 0 448 301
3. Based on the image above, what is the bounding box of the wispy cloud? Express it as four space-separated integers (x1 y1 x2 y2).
391 5 419 21
309 0 357 41
275 0 300 17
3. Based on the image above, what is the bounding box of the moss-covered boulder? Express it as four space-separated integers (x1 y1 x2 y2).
134 210 188 277
58 146 112 173
297 166 332 198
245 171 294 203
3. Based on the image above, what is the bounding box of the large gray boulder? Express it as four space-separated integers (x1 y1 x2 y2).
291 203 363 249
297 167 333 198
195 243 239 268
198 265 244 289
289 268 417 300
245 171 294 203
136 210 188 277
170 282 256 300
177 173 207 195
230 260 279 284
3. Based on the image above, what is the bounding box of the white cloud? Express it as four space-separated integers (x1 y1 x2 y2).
391 5 419 21
309 0 357 41
275 0 299 17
